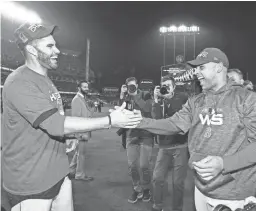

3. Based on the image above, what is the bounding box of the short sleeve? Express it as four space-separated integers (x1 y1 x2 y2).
6 79 58 128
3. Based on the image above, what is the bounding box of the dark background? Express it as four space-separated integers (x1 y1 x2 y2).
2 1 256 86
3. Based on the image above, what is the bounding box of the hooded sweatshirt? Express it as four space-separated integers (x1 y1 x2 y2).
137 79 256 200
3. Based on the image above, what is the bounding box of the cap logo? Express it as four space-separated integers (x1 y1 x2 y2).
28 24 43 33
18 32 28 43
197 51 208 59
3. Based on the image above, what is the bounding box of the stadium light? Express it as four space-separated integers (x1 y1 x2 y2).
160 24 200 34
159 24 200 68
0 2 42 24
159 26 168 33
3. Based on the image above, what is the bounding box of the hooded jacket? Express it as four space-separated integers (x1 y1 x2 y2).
137 80 256 200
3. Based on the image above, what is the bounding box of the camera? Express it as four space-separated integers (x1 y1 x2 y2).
160 86 169 95
127 84 137 93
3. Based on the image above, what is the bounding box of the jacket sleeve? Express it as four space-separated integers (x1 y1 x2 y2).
133 91 153 113
222 92 256 173
137 97 193 135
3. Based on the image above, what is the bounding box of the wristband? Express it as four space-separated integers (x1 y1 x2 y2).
107 114 112 129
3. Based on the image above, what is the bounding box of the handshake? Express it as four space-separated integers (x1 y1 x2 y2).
108 102 142 129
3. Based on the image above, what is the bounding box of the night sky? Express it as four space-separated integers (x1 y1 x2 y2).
3 1 256 86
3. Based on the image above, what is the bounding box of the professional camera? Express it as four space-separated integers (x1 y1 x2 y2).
127 84 137 94
160 85 170 95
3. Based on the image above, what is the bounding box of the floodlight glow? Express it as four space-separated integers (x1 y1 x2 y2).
160 26 168 33
0 2 42 24
168 25 178 32
178 25 187 32
190 25 199 32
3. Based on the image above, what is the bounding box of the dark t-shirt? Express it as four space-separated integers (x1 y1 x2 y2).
2 65 69 196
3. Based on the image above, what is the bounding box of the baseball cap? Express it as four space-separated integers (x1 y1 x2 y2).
187 48 229 68
14 22 58 49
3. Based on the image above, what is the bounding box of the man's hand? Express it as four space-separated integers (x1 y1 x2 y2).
121 84 128 94
192 156 224 181
245 196 256 204
153 86 161 103
109 102 142 128
66 139 79 153
120 84 128 99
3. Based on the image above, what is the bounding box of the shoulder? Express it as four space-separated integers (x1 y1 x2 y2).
231 86 256 101
3 66 38 95
71 95 80 104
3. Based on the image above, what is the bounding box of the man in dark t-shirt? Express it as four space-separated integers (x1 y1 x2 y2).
2 22 142 211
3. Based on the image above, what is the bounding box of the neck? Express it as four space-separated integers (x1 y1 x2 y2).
212 77 228 92
25 58 48 76
78 91 85 97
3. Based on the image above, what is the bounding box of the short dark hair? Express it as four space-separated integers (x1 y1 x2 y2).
77 80 89 88
228 68 243 79
162 75 176 86
125 77 137 84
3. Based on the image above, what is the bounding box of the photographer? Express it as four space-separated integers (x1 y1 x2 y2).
119 77 154 204
151 75 189 211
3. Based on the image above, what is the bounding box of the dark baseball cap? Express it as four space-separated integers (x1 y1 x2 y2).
14 22 58 49
187 48 229 68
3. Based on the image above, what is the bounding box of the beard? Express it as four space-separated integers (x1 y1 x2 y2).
36 48 58 70
81 89 89 96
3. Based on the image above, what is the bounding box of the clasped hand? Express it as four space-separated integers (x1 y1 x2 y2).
109 102 142 128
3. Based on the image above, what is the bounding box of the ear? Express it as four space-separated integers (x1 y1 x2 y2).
25 45 38 57
216 63 224 73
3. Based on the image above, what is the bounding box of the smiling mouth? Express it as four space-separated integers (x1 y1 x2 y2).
51 58 58 62
197 76 204 80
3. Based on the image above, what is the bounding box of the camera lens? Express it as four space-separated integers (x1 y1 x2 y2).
160 86 169 95
128 84 137 93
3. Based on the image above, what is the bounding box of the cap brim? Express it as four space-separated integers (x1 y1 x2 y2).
187 59 208 67
37 25 59 39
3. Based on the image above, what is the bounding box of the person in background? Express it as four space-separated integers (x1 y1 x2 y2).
119 77 154 204
151 75 189 211
69 80 94 181
243 80 254 91
227 68 244 85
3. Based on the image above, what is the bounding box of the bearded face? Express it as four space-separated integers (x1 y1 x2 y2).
32 35 60 70
79 82 89 95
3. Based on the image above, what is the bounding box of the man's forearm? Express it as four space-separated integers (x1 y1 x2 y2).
64 116 110 135
137 117 181 136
